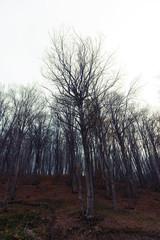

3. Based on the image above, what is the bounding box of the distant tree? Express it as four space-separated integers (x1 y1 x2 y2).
107 90 137 208
135 110 160 190
31 110 51 184
2 86 40 206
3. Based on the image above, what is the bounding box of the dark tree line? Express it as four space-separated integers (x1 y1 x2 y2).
0 32 160 219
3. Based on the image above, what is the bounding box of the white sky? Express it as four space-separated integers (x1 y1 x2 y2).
0 0 160 108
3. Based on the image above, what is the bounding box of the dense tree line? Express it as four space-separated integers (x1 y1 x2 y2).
0 32 160 218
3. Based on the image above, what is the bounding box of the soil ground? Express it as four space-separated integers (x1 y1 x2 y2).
0 175 160 239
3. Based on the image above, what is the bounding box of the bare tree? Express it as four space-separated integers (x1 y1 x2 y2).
43 31 119 218
107 90 137 208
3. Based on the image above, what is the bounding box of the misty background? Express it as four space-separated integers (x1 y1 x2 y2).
0 0 160 108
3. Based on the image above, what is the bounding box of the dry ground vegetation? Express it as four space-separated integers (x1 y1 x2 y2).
0 175 160 240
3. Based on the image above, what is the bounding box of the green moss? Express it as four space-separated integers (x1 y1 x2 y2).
0 205 46 240
100 225 142 234
141 216 158 224
35 198 55 205
35 198 64 209
114 209 131 216
0 212 37 239
95 203 112 212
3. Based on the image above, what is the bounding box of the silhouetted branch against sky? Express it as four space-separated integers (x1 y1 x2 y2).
0 0 160 108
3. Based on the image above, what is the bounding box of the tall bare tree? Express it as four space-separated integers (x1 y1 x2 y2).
43 31 119 218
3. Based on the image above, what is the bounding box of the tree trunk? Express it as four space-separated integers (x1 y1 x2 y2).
2 175 11 208
77 164 85 215
81 128 94 219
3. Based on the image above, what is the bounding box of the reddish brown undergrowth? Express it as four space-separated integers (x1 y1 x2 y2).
0 175 160 239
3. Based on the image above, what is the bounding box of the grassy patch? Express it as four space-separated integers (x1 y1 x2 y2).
35 198 55 206
114 209 131 216
95 203 131 219
0 203 53 240
95 203 112 213
100 226 143 234
35 198 64 209
138 215 159 224
0 211 39 239
145 216 158 223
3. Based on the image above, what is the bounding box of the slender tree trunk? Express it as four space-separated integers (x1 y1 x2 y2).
32 153 40 185
77 164 85 215
81 129 94 219
69 132 77 193
119 137 137 207
2 175 11 208
110 176 117 211
10 155 20 200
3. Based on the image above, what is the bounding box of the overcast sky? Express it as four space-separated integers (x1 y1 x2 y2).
0 0 160 107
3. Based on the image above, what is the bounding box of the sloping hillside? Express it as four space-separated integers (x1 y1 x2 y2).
0 175 160 240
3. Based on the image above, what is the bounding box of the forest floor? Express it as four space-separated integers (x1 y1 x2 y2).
0 175 160 240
